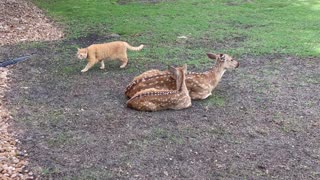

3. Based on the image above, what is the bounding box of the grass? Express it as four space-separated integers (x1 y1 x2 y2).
47 132 73 147
203 94 226 107
32 0 320 59
6 1 320 179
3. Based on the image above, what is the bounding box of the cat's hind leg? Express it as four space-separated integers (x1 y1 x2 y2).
81 61 96 72
120 57 128 68
100 61 105 69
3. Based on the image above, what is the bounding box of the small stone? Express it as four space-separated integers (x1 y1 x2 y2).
2 169 8 174
177 36 187 39
12 157 19 164
16 168 23 173
109 33 120 38
16 151 25 157
2 164 8 169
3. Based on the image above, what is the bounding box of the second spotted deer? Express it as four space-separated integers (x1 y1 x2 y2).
126 64 191 111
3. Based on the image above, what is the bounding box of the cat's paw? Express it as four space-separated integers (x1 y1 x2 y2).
81 69 88 72
100 66 105 70
120 64 127 68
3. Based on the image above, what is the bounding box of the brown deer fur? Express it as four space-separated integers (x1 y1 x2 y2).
125 53 239 100
77 41 144 72
127 64 191 111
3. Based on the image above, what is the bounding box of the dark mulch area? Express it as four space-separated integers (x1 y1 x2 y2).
0 0 63 46
1 35 320 179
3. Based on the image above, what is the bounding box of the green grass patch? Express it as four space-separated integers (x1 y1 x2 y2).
203 94 226 107
33 0 320 57
47 132 73 147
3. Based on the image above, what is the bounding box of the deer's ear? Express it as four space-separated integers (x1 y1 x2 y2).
168 65 175 73
182 64 187 72
168 65 178 77
219 54 226 61
207 53 219 60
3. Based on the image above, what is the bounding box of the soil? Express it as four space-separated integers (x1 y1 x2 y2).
1 0 319 179
0 0 63 179
1 33 319 179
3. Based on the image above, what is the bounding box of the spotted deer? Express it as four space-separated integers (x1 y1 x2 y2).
125 53 239 100
125 69 174 98
126 64 191 111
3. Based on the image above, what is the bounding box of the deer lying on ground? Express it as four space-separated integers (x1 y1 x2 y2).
127 64 191 111
125 53 239 100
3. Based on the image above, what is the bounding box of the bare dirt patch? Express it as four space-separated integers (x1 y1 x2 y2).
0 0 63 46
2 35 320 179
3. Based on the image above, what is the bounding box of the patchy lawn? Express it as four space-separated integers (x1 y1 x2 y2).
1 0 320 179
3 34 320 179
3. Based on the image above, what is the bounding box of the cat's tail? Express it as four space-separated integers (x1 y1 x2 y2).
125 42 144 51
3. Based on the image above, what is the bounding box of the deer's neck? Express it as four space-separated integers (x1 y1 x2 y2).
207 63 226 85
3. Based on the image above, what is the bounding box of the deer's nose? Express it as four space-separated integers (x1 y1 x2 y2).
236 62 240 68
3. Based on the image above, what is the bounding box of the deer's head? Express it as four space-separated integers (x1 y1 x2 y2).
207 53 239 69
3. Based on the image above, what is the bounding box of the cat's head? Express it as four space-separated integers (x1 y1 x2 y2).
77 48 88 59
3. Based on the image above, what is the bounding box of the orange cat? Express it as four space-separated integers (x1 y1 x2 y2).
77 41 144 72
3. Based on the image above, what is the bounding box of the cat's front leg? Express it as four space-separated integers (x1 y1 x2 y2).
81 68 89 73
81 62 95 72
100 61 105 69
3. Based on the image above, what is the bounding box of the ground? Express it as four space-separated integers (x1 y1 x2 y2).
0 0 63 46
1 0 320 179
1 34 319 179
